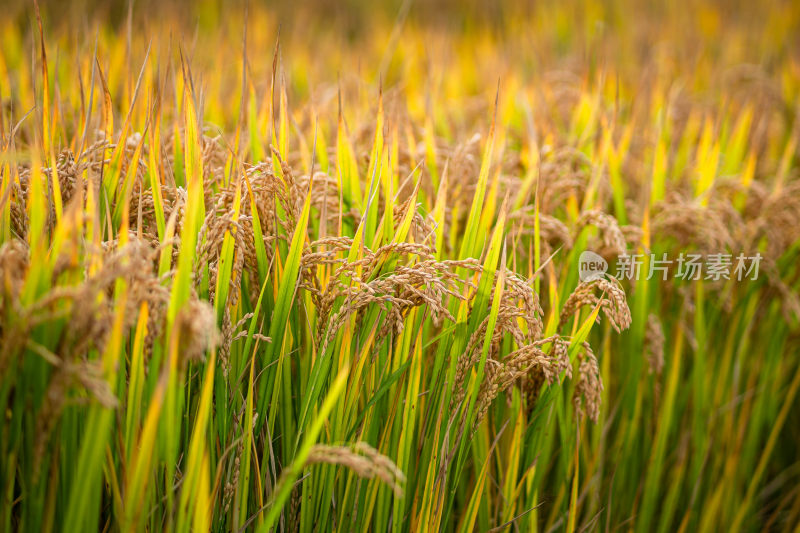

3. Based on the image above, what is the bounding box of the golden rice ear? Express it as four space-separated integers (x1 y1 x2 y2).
559 278 632 334
577 209 627 257
306 442 405 497
0 240 29 313
645 313 665 376
174 298 220 364
651 193 735 254
573 342 602 423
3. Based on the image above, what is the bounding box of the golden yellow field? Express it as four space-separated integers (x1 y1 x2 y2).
1 0 799 531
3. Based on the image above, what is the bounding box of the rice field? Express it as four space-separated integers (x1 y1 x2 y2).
1 0 799 531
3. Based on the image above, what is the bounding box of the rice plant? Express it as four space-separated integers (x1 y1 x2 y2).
1 0 799 531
